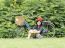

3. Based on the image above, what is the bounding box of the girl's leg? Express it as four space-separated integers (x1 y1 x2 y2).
28 32 31 39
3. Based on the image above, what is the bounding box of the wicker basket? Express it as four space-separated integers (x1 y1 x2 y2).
15 16 25 26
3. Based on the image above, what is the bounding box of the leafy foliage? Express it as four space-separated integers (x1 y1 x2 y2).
0 0 65 38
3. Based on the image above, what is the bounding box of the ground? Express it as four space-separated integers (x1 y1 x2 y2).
0 38 65 48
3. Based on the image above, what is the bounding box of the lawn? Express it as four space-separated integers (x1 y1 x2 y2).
0 38 65 48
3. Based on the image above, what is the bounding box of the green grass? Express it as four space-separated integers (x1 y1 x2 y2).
0 38 65 48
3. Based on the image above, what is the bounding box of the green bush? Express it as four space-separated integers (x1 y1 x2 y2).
0 0 65 38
